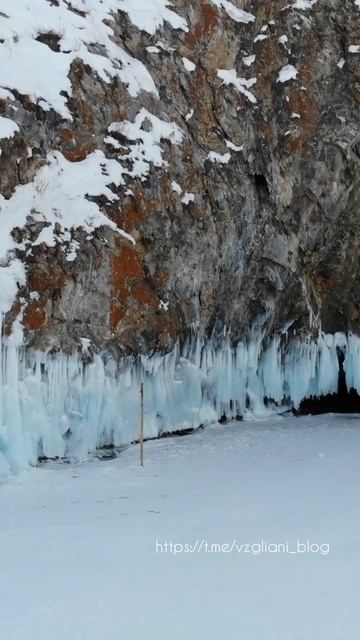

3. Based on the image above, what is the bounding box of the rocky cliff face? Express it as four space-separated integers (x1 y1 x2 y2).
1 1 360 468
1 0 360 356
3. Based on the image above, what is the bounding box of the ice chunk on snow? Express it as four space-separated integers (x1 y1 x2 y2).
217 69 257 104
277 64 298 83
211 0 255 23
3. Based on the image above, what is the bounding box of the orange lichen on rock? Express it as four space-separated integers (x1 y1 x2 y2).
132 283 159 308
62 143 95 162
29 267 64 292
185 2 219 48
107 184 158 233
153 271 170 289
256 40 283 102
71 96 95 130
110 241 145 329
313 264 346 298
112 245 143 282
109 302 126 330
59 128 74 142
23 303 47 330
285 88 319 154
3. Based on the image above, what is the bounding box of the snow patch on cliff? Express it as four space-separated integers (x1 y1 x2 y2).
243 55 256 67
0 88 14 102
292 0 318 9
0 117 20 165
181 192 195 205
107 109 183 180
0 117 19 141
277 64 298 83
207 151 231 164
254 34 269 43
0 0 176 118
0 151 135 312
217 69 257 104
212 0 255 24
118 0 188 34
182 57 196 72
225 139 244 152
0 106 181 318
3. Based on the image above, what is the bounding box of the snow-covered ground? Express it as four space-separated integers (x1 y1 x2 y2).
0 414 359 639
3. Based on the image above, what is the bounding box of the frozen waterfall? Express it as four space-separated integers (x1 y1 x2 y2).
0 329 359 473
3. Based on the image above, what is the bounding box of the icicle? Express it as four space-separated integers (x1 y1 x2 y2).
0 326 359 474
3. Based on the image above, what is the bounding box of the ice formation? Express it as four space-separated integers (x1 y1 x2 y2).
0 328 359 474
0 0 359 481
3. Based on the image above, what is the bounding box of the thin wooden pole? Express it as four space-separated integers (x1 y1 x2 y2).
140 381 144 466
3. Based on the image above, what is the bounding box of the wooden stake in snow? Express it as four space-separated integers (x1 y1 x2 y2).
140 381 144 467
